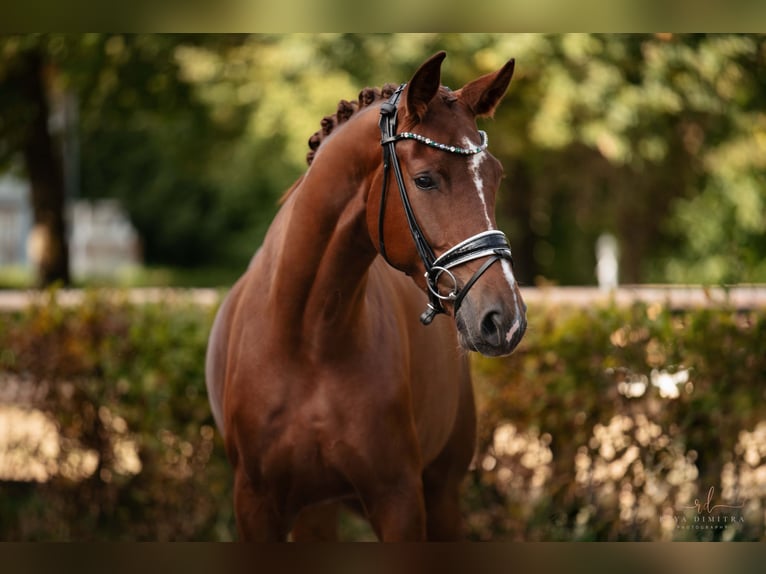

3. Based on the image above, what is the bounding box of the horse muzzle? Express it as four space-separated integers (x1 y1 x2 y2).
454 280 527 357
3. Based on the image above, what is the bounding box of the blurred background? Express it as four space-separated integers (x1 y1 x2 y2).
0 34 765 541
2 33 765 289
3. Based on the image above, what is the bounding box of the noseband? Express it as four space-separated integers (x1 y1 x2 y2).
378 84 514 325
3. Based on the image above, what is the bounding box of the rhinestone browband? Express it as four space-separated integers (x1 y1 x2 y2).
391 130 488 155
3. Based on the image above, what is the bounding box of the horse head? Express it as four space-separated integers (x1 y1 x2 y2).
367 51 526 356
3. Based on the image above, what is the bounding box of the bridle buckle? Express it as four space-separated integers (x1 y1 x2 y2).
426 266 459 302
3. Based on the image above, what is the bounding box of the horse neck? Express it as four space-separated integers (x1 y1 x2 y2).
266 110 382 355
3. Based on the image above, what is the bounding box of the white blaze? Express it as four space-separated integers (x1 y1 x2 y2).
500 259 516 289
502 251 524 343
465 138 493 230
464 138 525 345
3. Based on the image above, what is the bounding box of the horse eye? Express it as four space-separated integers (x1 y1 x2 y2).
414 175 436 190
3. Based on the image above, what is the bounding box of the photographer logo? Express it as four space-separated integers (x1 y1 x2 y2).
675 486 745 531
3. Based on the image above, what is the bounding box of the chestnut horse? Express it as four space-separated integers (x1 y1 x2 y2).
206 51 526 541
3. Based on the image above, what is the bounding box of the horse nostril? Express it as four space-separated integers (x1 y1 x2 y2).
480 310 504 348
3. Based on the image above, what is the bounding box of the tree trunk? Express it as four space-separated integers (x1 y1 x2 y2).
19 49 71 287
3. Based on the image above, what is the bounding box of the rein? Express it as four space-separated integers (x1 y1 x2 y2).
378 84 514 325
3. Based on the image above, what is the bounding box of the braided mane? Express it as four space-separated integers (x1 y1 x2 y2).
306 83 399 166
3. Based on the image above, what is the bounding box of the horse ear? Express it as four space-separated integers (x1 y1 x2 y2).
457 58 515 118
405 51 447 122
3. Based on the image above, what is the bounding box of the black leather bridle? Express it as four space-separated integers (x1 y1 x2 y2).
378 83 515 325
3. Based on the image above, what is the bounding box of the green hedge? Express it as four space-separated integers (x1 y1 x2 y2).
0 290 764 540
468 300 766 541
0 290 233 541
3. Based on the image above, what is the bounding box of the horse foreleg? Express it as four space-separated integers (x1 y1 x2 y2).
421 365 476 541
422 467 465 541
233 468 288 542
290 501 339 541
363 476 427 541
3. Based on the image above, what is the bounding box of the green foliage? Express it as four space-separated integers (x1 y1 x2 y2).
478 33 766 284
0 290 234 540
2 34 765 283
469 300 766 541
72 35 262 268
1 291 764 540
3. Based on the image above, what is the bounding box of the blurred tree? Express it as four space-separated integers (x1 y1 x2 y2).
1 34 254 278
478 33 766 285
74 34 253 268
0 36 70 286
2 34 764 285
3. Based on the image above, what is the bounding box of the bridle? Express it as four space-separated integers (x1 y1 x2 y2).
378 83 515 325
